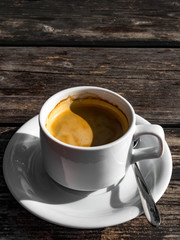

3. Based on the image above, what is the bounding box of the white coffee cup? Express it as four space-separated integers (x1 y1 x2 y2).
39 86 164 191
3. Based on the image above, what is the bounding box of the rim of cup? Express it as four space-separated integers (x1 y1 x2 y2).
39 86 136 151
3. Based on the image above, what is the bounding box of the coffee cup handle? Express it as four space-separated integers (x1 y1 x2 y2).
131 125 165 164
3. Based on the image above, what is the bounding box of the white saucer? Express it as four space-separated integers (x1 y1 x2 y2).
3 115 172 229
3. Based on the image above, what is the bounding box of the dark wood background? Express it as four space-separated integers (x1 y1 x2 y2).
0 0 180 47
0 1 180 239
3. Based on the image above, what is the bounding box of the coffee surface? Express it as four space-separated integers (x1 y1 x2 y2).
46 97 129 147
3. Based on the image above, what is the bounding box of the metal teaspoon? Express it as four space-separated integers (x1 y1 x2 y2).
133 140 161 227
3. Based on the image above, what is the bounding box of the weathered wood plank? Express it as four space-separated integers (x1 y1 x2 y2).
0 47 179 124
0 0 180 46
0 126 179 239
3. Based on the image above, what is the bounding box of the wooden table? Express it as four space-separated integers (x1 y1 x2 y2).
0 1 180 239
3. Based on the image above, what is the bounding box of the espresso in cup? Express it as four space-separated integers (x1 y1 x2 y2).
46 96 129 147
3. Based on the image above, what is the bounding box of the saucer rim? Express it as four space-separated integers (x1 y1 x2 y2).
3 114 172 229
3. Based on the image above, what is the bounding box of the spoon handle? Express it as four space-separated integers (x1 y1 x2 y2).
133 163 161 227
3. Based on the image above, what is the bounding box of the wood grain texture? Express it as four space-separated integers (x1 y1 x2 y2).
0 127 179 239
0 47 179 124
0 0 180 46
